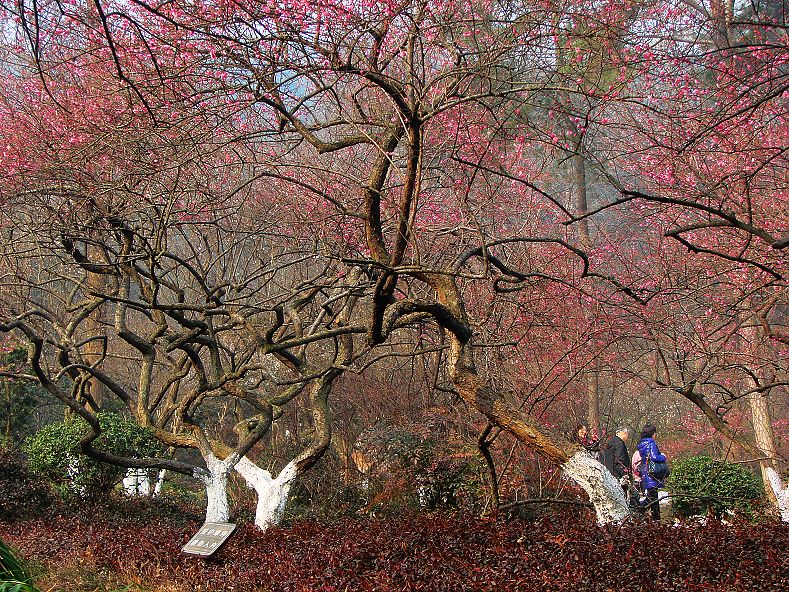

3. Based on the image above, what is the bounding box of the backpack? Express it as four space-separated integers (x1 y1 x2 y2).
646 457 670 480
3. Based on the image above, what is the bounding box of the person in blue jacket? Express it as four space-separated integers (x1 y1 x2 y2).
636 423 666 520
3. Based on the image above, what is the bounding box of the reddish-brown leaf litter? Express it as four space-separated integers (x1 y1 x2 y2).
1 507 787 592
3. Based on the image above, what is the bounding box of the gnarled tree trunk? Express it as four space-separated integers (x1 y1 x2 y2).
563 451 629 523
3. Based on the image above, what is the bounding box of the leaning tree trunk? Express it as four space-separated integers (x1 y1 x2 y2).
429 275 629 524
451 368 629 523
235 457 298 530
563 450 629 523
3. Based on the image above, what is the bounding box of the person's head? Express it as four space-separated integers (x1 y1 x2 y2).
640 423 657 440
615 426 630 442
576 424 588 439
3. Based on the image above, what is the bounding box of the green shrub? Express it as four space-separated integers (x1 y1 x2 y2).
409 438 486 511
667 455 764 518
24 412 161 501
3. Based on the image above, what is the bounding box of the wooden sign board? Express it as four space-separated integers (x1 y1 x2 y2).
182 522 236 557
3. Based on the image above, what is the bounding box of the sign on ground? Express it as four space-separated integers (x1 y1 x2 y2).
182 522 236 557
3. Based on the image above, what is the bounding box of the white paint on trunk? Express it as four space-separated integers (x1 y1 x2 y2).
153 469 166 497
123 468 151 496
197 452 232 523
765 467 789 522
563 451 629 525
235 457 299 530
121 468 166 497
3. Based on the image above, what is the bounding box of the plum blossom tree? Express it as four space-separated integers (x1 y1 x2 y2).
0 21 379 526
1 0 786 525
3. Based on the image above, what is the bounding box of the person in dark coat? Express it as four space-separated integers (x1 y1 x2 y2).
602 426 631 481
636 423 667 520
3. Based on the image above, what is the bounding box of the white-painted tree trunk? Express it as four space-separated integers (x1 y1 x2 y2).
198 452 233 523
123 468 151 496
121 469 166 497
563 451 630 525
234 457 299 530
152 469 166 497
765 467 789 522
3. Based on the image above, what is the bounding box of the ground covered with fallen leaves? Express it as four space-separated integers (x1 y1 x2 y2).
1 502 787 592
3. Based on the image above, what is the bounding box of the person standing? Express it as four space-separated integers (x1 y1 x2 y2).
602 427 635 506
636 423 667 520
602 426 631 481
631 448 644 507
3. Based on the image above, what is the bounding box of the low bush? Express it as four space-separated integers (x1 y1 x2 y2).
24 413 162 501
407 438 486 511
667 455 764 518
281 448 371 522
358 430 488 515
285 429 488 521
